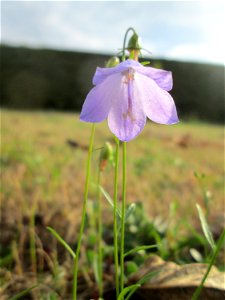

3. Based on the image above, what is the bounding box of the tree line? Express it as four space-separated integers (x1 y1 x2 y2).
1 45 224 123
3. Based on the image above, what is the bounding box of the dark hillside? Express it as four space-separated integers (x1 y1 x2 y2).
1 45 224 123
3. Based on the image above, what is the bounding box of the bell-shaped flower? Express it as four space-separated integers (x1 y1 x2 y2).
80 59 179 142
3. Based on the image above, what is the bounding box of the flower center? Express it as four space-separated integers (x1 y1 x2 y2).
122 68 136 122
122 68 135 84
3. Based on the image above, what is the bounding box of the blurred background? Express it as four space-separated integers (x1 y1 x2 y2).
1 0 224 122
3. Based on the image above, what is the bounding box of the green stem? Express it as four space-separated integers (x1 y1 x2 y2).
191 228 225 300
72 123 95 300
122 27 136 61
120 142 127 296
113 138 120 298
97 168 103 298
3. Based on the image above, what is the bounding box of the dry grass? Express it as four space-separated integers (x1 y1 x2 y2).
1 110 224 224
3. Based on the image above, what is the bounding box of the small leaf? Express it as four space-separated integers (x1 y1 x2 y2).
10 285 38 300
196 204 215 250
141 61 150 65
118 284 141 300
47 226 76 259
99 186 121 218
124 244 158 257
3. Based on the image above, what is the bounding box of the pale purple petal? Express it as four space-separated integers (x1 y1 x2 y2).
135 66 173 91
93 59 141 85
108 73 146 142
80 73 122 122
134 73 179 124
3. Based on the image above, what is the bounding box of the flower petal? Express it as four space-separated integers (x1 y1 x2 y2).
93 59 142 85
80 73 122 122
135 66 173 91
108 75 146 142
134 73 179 124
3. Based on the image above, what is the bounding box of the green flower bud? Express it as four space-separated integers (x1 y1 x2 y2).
127 32 141 50
105 56 120 68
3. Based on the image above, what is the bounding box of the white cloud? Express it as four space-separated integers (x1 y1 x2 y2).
1 1 225 64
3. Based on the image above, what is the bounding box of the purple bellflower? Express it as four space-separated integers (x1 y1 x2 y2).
80 59 179 142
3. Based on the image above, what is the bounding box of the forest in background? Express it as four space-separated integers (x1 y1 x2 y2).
1 44 224 123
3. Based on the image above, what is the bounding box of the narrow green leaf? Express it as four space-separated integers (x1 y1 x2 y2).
118 284 141 300
92 254 100 285
124 244 158 257
196 204 215 250
125 270 160 300
47 226 76 259
141 61 150 65
125 203 136 222
10 285 38 300
99 186 121 218
117 203 136 233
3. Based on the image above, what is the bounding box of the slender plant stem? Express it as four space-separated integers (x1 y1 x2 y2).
97 168 103 298
191 228 225 300
72 123 95 300
120 142 127 296
113 138 120 298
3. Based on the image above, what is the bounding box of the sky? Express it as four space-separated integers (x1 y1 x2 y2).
1 0 225 64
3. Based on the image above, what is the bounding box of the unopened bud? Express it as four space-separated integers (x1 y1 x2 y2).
127 32 141 61
105 56 120 68
127 32 141 51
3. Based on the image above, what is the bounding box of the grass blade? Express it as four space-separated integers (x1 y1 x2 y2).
99 186 121 218
125 203 136 222
47 226 76 259
192 228 225 300
125 270 160 300
118 284 141 300
124 244 158 257
10 285 38 300
196 204 215 250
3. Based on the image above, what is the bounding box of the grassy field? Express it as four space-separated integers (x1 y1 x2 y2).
0 110 224 299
